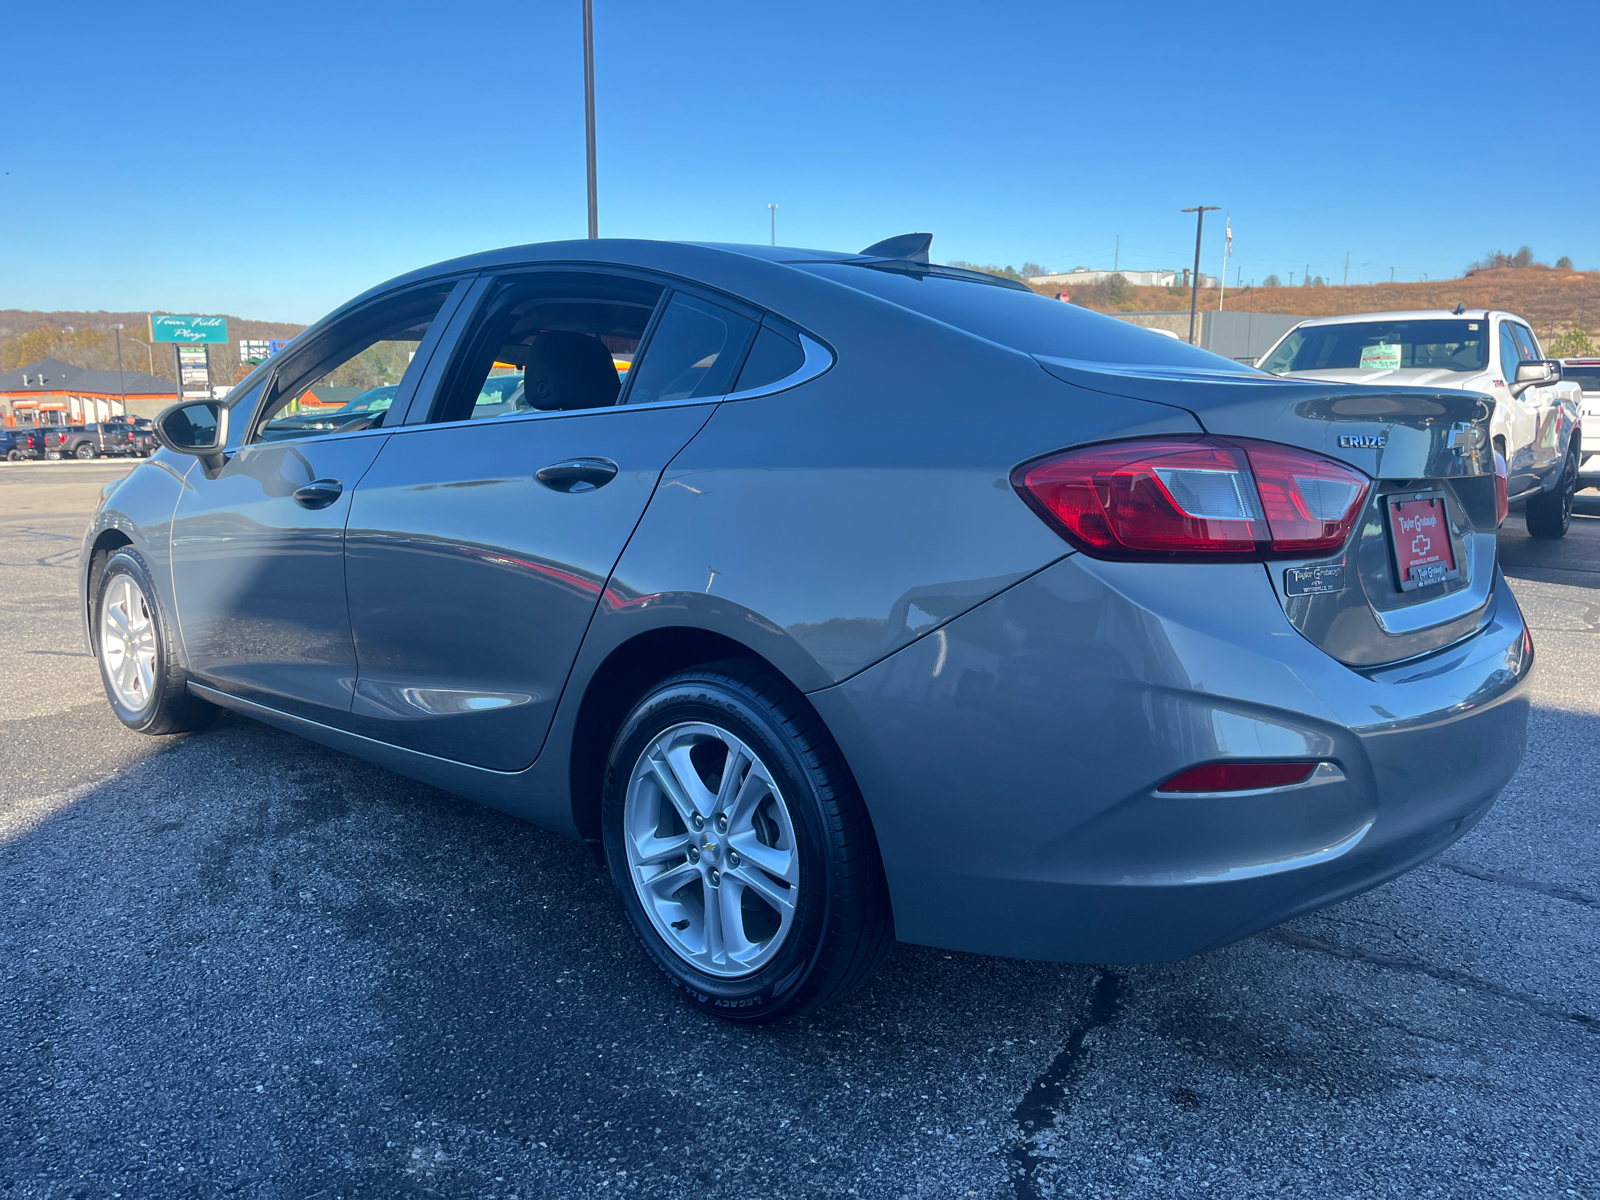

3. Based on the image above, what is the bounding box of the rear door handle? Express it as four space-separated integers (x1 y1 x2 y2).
536 457 618 493
293 478 344 509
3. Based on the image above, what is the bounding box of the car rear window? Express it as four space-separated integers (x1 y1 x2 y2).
1562 363 1600 392
1260 319 1490 374
797 262 1249 370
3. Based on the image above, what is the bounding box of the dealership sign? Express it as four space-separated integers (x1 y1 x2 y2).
149 314 230 344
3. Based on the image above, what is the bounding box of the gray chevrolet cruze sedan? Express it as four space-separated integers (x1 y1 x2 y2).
81 236 1532 1020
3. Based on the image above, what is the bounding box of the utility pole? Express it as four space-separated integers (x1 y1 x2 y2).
1343 251 1350 286
1305 263 1310 286
583 0 598 238
1114 234 1119 271
1181 205 1219 345
769 203 777 246
111 325 127 420
1289 272 1296 287
1389 266 1395 283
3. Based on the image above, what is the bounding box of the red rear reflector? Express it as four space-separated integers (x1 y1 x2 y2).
1013 436 1370 561
1158 761 1319 793
1494 451 1509 526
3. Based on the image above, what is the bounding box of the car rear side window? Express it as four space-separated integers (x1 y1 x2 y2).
799 262 1245 370
1260 320 1489 374
624 293 756 405
734 321 806 392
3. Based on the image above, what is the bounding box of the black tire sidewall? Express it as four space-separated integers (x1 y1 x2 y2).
602 674 833 1020
1527 442 1579 538
95 549 181 732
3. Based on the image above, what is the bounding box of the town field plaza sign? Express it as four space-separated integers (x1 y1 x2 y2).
149 315 229 344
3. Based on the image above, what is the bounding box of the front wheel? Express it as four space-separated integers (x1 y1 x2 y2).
1525 440 1580 539
601 662 892 1022
94 548 217 734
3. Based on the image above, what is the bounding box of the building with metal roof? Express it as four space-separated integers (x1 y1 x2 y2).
0 357 179 425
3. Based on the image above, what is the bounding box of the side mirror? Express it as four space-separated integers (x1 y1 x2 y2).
1510 359 1561 396
153 400 229 468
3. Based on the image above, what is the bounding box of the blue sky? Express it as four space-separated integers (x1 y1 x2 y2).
3 0 1595 323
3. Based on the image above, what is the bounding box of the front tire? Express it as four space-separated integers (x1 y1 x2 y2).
601 662 892 1022
1525 440 1580 539
94 548 217 734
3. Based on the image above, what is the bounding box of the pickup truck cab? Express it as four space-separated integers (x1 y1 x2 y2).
1560 358 1600 486
1258 310 1583 537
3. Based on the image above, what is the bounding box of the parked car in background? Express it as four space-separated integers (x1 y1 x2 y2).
259 384 399 439
80 236 1531 1021
1560 358 1600 484
45 423 136 460
1258 310 1583 537
7 426 50 460
0 428 20 460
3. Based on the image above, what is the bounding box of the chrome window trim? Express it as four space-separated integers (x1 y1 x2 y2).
383 395 722 438
721 333 833 402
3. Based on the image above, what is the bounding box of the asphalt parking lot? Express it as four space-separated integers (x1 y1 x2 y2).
1 458 1597 1200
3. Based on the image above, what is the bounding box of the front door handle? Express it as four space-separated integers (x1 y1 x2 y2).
536 457 618 493
293 478 344 509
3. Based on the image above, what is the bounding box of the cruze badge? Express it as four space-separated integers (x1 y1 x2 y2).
1337 432 1387 449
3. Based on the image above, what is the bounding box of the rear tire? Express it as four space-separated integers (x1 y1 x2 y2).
5 449 21 462
94 548 217 735
75 443 97 460
601 661 893 1022
1526 440 1580 539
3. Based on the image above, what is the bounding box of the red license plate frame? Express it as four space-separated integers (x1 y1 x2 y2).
1387 490 1460 591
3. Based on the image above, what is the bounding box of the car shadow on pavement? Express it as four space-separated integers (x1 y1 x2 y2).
4 700 1597 1199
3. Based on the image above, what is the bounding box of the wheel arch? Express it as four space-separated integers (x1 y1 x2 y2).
82 527 135 656
565 625 876 857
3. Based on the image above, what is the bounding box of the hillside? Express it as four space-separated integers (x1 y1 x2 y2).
0 310 306 386
1028 266 1600 343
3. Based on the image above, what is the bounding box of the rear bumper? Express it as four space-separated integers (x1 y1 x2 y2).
810 555 1531 962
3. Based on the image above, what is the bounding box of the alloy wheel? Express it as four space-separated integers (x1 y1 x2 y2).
100 574 158 712
623 721 800 978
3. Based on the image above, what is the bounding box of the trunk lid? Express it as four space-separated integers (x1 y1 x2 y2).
1038 357 1501 668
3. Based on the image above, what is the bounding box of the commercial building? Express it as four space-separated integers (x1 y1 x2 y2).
1028 268 1220 289
0 358 179 425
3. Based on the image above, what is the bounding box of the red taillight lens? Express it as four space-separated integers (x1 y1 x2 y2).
1494 451 1509 526
1013 436 1370 560
1158 761 1319 793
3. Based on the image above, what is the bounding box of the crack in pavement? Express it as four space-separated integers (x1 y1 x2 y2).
1435 857 1600 910
1264 929 1598 1035
1007 969 1122 1200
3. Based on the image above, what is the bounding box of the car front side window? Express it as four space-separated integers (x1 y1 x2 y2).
254 289 453 442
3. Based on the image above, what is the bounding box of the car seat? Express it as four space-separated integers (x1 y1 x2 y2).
522 332 621 411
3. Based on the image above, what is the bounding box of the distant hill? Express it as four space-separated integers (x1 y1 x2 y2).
0 310 306 386
1028 266 1600 343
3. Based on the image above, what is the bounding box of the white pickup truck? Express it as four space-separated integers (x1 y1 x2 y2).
1257 310 1584 537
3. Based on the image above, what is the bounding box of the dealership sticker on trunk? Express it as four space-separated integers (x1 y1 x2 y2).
1388 492 1459 590
1284 564 1346 596
1359 343 1402 370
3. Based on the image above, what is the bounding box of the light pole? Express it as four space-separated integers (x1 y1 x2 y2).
583 0 598 238
127 335 154 375
769 203 777 246
1181 205 1219 345
111 324 127 422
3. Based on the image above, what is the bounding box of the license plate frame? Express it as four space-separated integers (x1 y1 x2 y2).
1386 489 1461 592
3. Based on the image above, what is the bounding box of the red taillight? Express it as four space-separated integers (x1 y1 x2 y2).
1158 761 1319 793
1494 451 1509 526
1013 436 1371 560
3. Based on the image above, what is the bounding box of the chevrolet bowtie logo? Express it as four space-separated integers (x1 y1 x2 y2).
1448 423 1483 455
1337 433 1387 449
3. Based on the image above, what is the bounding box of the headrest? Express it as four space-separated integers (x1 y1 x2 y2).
522 332 620 411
